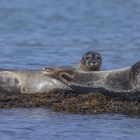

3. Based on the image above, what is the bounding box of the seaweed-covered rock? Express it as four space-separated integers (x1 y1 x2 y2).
0 89 139 114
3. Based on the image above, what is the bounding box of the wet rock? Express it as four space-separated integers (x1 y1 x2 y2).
0 89 139 114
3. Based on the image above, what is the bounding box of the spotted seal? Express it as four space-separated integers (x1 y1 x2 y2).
42 61 140 101
0 51 102 94
57 51 102 71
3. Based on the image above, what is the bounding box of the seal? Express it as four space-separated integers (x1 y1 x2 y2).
42 61 140 101
0 51 102 94
49 51 102 71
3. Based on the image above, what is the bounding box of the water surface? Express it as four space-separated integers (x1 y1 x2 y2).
0 109 140 140
0 0 140 139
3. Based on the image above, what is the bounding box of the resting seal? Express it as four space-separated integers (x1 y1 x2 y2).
0 51 102 94
43 61 140 101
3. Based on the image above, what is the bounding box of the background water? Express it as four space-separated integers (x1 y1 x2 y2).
0 0 140 139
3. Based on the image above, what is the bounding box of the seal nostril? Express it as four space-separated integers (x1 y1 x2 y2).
92 61 96 64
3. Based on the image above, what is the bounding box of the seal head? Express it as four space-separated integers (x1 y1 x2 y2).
80 51 102 71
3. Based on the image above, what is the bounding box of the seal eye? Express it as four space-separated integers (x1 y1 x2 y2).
97 56 100 60
86 56 90 60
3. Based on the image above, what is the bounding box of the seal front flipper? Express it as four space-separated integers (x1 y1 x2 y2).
42 67 75 86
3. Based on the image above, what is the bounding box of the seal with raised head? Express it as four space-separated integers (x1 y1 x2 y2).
42 61 140 101
57 51 102 71
0 51 102 94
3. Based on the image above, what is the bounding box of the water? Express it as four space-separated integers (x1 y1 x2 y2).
0 0 140 139
0 109 139 140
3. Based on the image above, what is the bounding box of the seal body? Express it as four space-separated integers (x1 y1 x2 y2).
43 62 140 101
0 69 68 93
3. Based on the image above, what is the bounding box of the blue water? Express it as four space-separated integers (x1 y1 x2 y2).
0 0 140 139
0 109 139 140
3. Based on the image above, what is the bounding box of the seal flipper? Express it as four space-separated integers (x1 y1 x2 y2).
42 67 75 85
60 72 73 83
